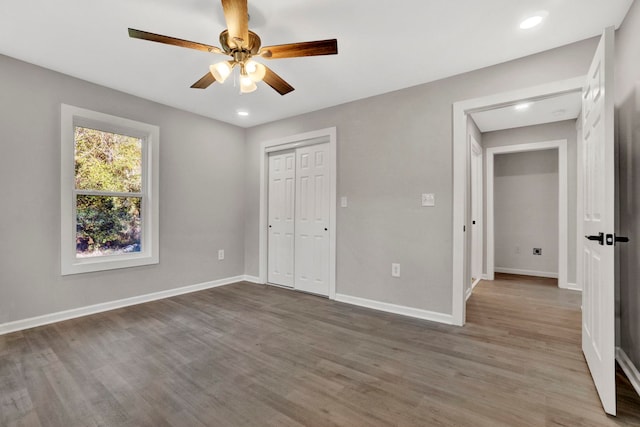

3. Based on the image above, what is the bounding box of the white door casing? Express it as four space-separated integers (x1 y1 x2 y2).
294 143 331 296
267 151 296 287
581 27 616 416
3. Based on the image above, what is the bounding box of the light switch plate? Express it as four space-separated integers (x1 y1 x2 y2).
421 193 435 207
391 263 401 278
218 249 225 260
341 196 348 208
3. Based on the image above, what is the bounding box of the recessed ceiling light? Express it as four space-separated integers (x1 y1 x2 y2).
237 111 249 117
514 103 531 111
520 11 548 30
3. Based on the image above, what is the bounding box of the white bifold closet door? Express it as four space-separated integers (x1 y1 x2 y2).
267 143 331 296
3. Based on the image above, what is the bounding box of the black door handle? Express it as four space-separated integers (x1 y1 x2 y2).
585 232 604 245
611 234 629 245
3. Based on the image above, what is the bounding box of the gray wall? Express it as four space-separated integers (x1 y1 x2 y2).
493 150 559 275
244 39 598 315
616 0 640 368
482 120 578 283
0 54 246 325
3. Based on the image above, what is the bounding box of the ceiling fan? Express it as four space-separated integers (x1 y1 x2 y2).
128 0 338 96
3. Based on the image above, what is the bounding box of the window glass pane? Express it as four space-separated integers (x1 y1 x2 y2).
76 195 141 257
75 126 142 192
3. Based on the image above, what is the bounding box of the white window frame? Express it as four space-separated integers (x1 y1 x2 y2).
60 104 159 275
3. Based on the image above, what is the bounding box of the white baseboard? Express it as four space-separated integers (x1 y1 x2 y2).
335 294 454 325
0 275 245 336
560 282 582 291
466 278 482 302
482 274 491 280
617 347 640 398
242 275 263 284
494 267 558 279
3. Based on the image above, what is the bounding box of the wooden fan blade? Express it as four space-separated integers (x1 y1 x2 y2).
190 72 216 89
260 39 338 59
220 0 249 48
262 66 294 96
128 28 222 54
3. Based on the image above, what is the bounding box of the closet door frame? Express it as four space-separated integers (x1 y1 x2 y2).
258 127 337 299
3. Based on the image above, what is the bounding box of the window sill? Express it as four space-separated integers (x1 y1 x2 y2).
61 252 159 276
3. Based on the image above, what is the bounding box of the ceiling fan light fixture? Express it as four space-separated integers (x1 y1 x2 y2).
210 61 233 83
240 74 257 93
245 60 266 82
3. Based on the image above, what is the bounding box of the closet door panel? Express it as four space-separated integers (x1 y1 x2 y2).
267 151 296 287
295 144 330 296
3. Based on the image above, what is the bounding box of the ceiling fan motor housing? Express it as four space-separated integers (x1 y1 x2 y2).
220 29 261 55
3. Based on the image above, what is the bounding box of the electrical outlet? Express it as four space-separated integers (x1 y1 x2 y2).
218 249 225 260
391 263 401 278
533 248 542 256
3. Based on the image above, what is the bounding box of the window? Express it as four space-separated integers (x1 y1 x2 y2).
61 105 159 275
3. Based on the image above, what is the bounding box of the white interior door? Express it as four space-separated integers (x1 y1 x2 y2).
294 143 331 296
268 151 296 287
581 27 616 416
470 137 483 283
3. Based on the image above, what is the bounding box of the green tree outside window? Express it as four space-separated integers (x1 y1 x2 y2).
74 127 143 257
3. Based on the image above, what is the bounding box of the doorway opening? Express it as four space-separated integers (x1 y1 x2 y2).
485 140 569 289
452 77 585 326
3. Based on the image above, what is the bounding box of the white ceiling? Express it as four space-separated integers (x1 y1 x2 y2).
470 91 583 133
0 1 633 128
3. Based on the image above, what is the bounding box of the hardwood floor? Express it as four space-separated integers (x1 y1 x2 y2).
1 274 640 426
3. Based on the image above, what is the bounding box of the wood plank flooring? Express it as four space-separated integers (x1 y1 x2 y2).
1 274 640 426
